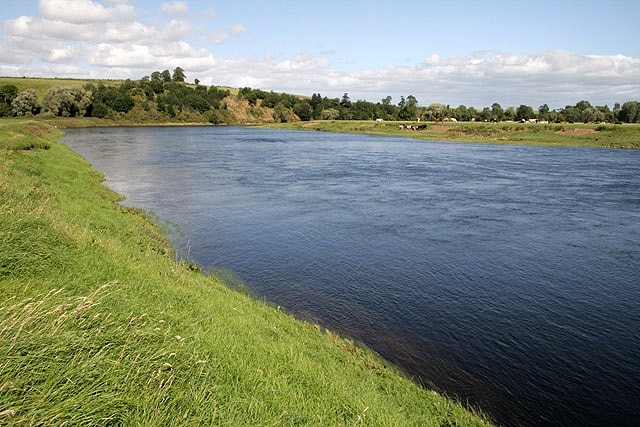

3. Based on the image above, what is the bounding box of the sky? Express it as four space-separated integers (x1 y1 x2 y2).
1 0 639 109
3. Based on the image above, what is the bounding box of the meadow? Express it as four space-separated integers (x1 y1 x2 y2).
265 120 640 149
0 118 492 425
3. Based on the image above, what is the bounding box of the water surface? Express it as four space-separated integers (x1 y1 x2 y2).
63 126 640 426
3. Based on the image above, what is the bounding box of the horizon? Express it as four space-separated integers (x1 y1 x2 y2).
1 1 639 110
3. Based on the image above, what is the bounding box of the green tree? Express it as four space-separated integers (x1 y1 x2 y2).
320 108 340 120
425 103 448 121
504 106 516 121
491 102 504 121
11 89 39 116
309 93 324 119
398 95 418 120
454 105 469 121
340 93 351 108
239 87 258 106
293 100 313 121
618 101 640 123
538 104 550 121
0 85 18 116
43 87 92 117
515 104 535 121
161 70 172 83
351 100 375 120
172 67 186 83
380 96 396 119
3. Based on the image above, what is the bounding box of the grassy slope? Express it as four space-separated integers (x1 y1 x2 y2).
264 120 640 149
0 119 492 426
0 77 121 102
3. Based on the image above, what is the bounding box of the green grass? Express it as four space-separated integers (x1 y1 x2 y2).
263 120 640 149
0 118 492 425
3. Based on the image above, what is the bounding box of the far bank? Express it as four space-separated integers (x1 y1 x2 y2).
261 120 640 149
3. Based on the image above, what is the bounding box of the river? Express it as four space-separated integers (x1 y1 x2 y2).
63 126 640 427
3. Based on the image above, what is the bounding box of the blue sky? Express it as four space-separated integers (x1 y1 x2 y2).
1 0 639 108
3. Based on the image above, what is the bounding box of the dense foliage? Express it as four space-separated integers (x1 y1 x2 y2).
1 67 639 124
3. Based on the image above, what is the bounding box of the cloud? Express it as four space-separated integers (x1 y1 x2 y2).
210 24 248 44
161 1 188 16
39 0 136 24
1 2 638 108
0 0 216 78
204 50 640 108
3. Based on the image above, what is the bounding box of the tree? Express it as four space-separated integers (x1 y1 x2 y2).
43 87 92 117
11 89 39 116
426 103 448 121
618 101 640 123
310 93 323 119
515 104 535 121
161 70 172 83
351 100 375 120
172 67 186 83
0 85 18 116
538 104 550 121
454 104 469 121
340 93 351 108
293 100 313 121
399 95 418 120
320 108 340 120
491 102 504 121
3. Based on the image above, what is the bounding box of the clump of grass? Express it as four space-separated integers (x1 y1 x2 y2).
1 119 493 425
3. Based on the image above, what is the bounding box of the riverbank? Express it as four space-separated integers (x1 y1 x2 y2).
262 120 640 149
0 119 492 425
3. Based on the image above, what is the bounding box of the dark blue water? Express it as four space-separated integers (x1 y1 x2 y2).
63 126 640 427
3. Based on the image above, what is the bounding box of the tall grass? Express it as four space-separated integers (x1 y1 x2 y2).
0 119 492 426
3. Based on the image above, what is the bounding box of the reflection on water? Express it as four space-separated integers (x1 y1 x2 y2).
64 126 640 427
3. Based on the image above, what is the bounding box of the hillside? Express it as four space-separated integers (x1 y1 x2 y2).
0 119 493 425
0 75 298 125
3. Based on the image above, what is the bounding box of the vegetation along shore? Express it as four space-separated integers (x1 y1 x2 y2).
0 119 494 424
1 71 639 148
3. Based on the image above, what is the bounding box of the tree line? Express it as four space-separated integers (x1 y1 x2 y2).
1 67 639 124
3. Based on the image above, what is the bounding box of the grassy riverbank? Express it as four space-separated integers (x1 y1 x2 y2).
0 119 492 425
264 120 640 149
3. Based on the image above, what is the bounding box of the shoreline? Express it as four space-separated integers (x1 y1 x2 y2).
1 119 494 425
259 119 640 149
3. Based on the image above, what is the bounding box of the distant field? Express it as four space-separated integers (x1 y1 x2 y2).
0 76 121 101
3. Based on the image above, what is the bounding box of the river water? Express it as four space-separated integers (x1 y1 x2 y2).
63 126 640 427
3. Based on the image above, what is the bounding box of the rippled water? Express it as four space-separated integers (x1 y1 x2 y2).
63 126 640 427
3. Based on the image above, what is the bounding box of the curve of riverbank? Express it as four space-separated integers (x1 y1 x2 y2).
0 119 493 425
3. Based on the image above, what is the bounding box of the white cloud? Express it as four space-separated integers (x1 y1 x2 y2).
201 50 640 108
161 1 188 16
211 24 248 44
1 3 639 108
39 0 136 24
